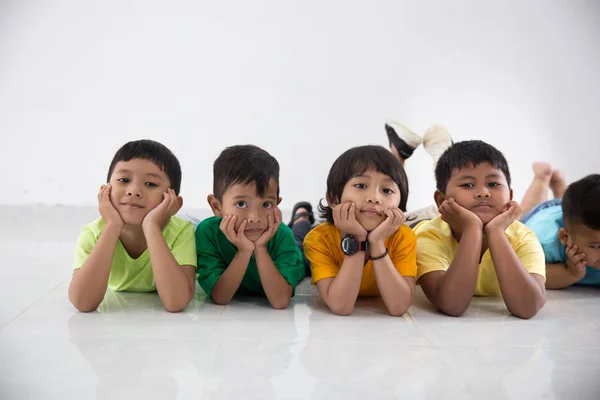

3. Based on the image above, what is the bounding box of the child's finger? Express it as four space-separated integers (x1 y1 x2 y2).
274 207 282 225
332 204 341 223
574 253 586 264
237 219 248 239
228 215 238 233
219 216 231 233
392 208 404 225
348 203 357 222
342 202 351 220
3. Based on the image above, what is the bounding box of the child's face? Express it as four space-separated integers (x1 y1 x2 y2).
442 162 512 225
560 224 600 269
337 169 402 232
209 178 281 242
108 158 171 225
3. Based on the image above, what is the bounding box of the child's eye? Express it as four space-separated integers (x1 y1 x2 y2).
460 183 474 188
117 178 130 183
354 183 366 189
145 182 158 188
488 182 501 188
382 188 395 194
262 202 273 209
235 201 247 209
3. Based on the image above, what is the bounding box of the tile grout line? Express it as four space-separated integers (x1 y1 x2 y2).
0 276 70 330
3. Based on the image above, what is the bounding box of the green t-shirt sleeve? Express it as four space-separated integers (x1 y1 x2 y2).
195 220 227 298
171 221 198 268
270 224 307 295
73 225 99 271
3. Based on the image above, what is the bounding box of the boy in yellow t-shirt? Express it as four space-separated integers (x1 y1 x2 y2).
413 140 546 319
303 145 416 316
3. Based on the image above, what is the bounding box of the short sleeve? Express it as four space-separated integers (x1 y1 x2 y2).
171 221 198 268
514 230 547 279
304 226 341 284
195 221 227 298
388 226 417 277
269 224 307 294
415 227 453 281
73 226 98 271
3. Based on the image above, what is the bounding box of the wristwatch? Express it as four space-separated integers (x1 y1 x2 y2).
341 234 368 255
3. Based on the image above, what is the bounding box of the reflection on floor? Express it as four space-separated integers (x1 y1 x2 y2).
0 206 599 399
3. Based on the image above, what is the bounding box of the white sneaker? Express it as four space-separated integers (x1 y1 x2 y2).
423 125 453 165
385 120 423 160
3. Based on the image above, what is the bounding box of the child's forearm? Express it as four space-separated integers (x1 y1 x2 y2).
321 253 365 315
431 227 482 316
545 263 582 289
210 249 253 305
373 262 414 316
370 242 414 316
68 223 121 312
254 246 293 309
144 225 195 312
487 228 546 319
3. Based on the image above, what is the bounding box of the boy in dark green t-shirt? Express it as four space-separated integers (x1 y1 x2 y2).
196 145 306 309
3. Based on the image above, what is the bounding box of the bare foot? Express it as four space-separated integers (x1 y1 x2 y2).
532 162 553 180
292 207 309 225
550 169 567 199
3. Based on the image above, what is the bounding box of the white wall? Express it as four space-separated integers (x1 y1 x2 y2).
1 0 599 213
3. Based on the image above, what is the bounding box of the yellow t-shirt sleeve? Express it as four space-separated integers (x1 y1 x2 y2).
304 227 341 284
415 226 452 280
73 225 98 271
514 229 546 279
388 225 417 277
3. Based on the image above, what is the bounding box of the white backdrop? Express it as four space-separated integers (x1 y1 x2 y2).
1 0 599 213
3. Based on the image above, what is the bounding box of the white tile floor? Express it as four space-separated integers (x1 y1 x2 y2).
1 206 600 400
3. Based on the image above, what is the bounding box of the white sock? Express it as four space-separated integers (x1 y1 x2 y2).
423 125 453 165
385 120 423 149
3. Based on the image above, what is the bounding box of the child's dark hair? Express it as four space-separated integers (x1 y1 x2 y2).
562 174 600 230
213 145 280 201
435 140 511 193
107 139 182 194
318 145 409 224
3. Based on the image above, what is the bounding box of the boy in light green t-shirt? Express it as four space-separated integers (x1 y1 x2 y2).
69 140 197 313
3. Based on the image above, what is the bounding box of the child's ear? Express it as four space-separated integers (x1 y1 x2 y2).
433 190 446 208
558 227 571 246
509 188 514 201
174 196 184 214
277 197 282 206
207 194 222 216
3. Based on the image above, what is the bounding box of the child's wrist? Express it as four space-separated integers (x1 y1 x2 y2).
368 241 386 255
103 222 123 235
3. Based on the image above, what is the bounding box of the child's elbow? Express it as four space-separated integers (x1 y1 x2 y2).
438 304 468 318
329 304 354 316
70 298 100 313
270 299 290 310
388 306 410 317
164 304 186 313
510 299 546 320
211 295 231 306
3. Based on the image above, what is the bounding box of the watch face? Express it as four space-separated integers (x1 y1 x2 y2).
341 236 356 255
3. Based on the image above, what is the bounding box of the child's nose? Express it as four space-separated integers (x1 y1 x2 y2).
127 185 143 198
476 189 491 198
366 190 381 203
247 208 263 223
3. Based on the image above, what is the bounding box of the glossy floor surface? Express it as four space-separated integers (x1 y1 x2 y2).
1 206 599 400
